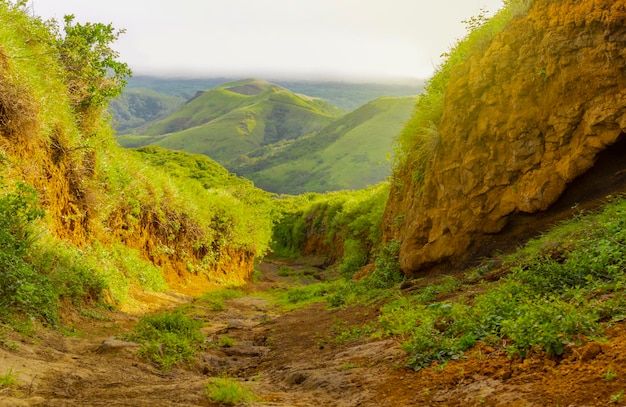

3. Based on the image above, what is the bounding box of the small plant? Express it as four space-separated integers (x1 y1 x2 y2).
218 335 236 348
205 377 257 405
125 311 204 371
610 390 624 404
366 240 404 289
605 367 617 381
0 368 18 388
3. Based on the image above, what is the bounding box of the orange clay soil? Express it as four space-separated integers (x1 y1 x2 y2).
0 259 625 407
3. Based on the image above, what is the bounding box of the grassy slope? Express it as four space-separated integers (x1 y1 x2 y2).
117 79 343 165
109 88 184 134
0 4 275 325
233 96 417 194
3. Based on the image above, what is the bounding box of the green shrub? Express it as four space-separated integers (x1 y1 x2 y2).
338 238 368 278
125 311 204 370
205 377 257 405
365 240 404 289
0 183 58 325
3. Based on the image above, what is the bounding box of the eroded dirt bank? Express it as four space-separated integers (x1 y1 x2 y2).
1 260 626 406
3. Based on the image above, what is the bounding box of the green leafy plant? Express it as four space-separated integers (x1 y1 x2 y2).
605 367 617 381
56 14 132 113
365 240 404 289
217 335 236 348
0 368 18 388
0 183 58 326
205 377 257 405
125 311 204 371
610 390 624 404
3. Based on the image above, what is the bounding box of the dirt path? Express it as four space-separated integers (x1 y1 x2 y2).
2 259 626 406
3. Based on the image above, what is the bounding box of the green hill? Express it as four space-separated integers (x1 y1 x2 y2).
116 79 344 165
231 96 417 194
109 88 184 134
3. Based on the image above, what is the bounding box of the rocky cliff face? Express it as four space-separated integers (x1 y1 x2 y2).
384 0 626 275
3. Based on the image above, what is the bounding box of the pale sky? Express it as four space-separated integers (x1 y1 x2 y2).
32 0 505 81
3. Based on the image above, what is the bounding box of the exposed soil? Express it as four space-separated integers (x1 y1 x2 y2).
1 259 626 407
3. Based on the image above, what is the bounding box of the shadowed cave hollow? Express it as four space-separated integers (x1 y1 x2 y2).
458 133 626 271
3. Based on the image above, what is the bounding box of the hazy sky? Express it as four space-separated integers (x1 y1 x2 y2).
32 0 505 81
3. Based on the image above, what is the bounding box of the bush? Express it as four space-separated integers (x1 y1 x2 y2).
0 183 58 325
365 240 404 289
125 311 204 370
205 377 257 405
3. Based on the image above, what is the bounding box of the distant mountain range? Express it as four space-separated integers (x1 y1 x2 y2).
113 78 419 194
110 75 423 134
116 79 343 164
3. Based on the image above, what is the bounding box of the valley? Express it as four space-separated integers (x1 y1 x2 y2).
2 0 626 406
115 78 418 194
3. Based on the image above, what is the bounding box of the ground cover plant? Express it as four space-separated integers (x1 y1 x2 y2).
205 377 257 405
379 195 626 369
125 311 204 371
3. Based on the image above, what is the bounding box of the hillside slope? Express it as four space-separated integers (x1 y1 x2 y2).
117 79 343 165
233 96 417 194
384 0 626 275
0 3 273 324
109 88 184 133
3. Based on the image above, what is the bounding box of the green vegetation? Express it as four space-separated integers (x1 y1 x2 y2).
117 79 343 165
0 182 56 325
200 288 245 311
272 183 389 268
0 1 274 332
611 390 624 404
233 96 417 194
0 368 18 388
378 196 626 369
274 189 626 372
205 377 257 405
125 311 204 371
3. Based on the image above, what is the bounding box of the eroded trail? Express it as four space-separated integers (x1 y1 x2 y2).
0 260 401 407
3 259 626 406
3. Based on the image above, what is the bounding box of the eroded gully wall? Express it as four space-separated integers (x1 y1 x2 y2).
384 0 626 274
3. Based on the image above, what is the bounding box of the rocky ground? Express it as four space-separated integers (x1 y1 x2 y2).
1 259 626 407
